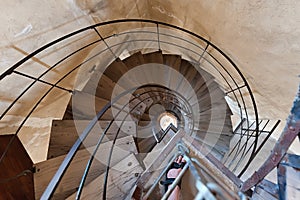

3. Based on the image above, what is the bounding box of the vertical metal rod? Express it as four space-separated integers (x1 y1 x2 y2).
223 120 256 165
156 23 161 51
234 120 270 174
225 84 247 95
93 27 118 59
238 120 281 177
75 120 114 200
142 153 179 199
161 162 189 200
13 71 73 93
247 120 271 157
103 90 188 199
197 42 209 63
228 120 262 169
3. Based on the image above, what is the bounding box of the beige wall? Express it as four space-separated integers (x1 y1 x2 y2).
145 0 300 152
0 0 93 163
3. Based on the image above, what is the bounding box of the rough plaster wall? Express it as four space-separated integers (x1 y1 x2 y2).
145 0 300 152
74 0 149 22
0 0 148 163
0 0 95 163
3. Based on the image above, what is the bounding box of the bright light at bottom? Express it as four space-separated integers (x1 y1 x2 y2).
159 112 178 131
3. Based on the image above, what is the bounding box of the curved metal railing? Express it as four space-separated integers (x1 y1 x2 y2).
0 19 259 198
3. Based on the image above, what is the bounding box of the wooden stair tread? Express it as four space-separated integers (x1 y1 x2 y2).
134 130 241 198
48 120 136 158
63 90 113 120
0 135 34 200
103 59 129 83
122 52 145 69
135 121 159 154
143 127 177 168
163 54 181 72
143 51 164 64
34 136 137 199
66 154 143 200
179 60 198 82
83 72 119 101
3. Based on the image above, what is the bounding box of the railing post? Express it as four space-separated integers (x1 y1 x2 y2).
156 23 161 51
13 71 73 93
198 42 209 63
93 27 118 60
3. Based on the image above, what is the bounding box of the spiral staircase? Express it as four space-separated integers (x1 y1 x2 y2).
0 19 299 200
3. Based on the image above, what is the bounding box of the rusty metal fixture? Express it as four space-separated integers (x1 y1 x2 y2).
241 84 300 192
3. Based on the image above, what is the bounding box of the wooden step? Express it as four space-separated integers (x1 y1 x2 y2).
83 64 150 119
83 72 121 101
0 135 34 200
143 127 177 168
193 68 215 93
163 54 181 72
48 120 136 159
163 55 183 88
143 51 164 64
192 104 233 160
122 52 145 69
198 82 225 101
176 62 215 100
195 87 226 111
193 133 232 160
179 60 198 82
64 90 140 122
122 51 169 88
63 90 113 120
102 59 144 94
188 74 215 101
195 104 233 122
66 154 143 200
34 136 137 199
102 59 129 83
163 54 182 89
136 124 157 154
132 91 154 108
193 132 231 150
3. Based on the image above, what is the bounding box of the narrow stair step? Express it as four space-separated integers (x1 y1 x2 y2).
143 127 177 168
83 72 120 101
66 154 143 200
34 136 137 199
48 120 136 159
143 51 163 64
163 54 181 72
0 135 34 200
122 52 145 69
63 90 113 120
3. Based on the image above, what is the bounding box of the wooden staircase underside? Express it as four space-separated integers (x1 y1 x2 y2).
33 50 235 199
